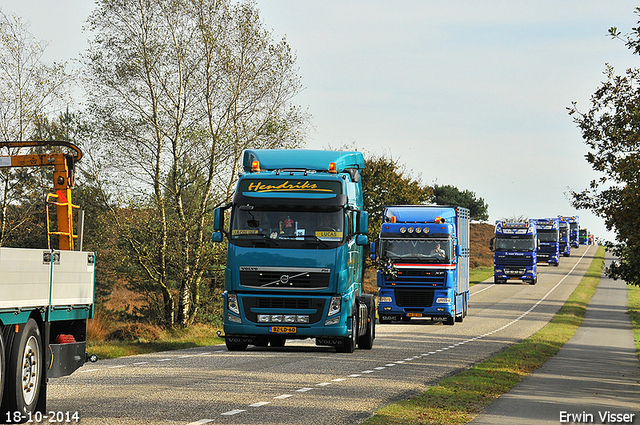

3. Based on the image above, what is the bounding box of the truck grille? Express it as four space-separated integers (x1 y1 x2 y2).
239 267 330 289
242 297 325 324
496 255 534 266
394 289 434 307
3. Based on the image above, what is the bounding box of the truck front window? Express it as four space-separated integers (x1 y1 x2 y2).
381 239 451 263
230 207 345 243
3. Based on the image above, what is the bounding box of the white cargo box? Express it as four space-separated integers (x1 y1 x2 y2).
0 247 95 310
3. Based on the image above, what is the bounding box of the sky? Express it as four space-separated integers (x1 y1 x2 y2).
2 0 638 242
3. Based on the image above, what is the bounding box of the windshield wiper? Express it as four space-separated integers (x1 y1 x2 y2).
235 233 278 246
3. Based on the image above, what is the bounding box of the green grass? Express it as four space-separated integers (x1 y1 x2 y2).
365 245 606 425
469 266 493 285
87 324 224 359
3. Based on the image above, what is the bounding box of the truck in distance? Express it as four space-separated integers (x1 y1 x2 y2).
535 218 560 267
370 205 470 325
211 149 374 353
558 216 571 257
490 219 538 284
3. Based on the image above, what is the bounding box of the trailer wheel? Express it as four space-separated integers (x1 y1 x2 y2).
6 319 43 417
0 331 5 408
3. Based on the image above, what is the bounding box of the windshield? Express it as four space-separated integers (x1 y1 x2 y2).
230 207 344 244
559 227 569 238
537 230 558 242
380 238 452 263
495 236 536 251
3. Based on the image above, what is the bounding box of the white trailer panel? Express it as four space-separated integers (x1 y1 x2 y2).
0 248 51 309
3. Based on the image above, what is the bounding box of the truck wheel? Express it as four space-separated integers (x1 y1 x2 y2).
357 295 375 350
0 332 5 407
336 315 357 353
444 315 455 326
6 319 43 417
225 337 248 351
529 277 537 285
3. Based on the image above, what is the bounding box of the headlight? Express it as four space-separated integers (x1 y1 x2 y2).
328 296 341 317
378 296 392 303
436 297 451 304
227 294 240 315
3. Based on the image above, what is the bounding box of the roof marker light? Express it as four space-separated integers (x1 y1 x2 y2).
328 162 337 173
251 160 260 172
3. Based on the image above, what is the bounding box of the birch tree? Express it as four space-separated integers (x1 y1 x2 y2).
83 0 308 326
0 11 72 245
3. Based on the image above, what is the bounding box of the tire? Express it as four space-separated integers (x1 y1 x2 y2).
336 314 357 353
357 295 375 350
444 315 455 326
225 337 248 351
0 331 5 409
5 319 43 417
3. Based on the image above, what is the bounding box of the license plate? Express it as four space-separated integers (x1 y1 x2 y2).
269 326 297 334
407 313 423 317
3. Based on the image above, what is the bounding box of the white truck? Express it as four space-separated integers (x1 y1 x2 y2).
0 141 96 423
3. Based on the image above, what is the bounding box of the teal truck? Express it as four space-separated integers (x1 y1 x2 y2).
1 141 96 422
370 205 470 325
211 149 374 353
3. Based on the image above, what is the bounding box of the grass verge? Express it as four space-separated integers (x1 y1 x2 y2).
469 266 493 285
365 245 606 425
629 284 640 362
87 323 224 359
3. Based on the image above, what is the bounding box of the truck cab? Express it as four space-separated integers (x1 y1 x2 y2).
370 205 470 325
535 218 560 266
212 149 374 353
490 219 538 285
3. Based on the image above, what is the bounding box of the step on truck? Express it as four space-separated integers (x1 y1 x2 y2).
535 218 560 267
490 219 538 284
0 141 96 423
370 205 470 325
211 149 374 353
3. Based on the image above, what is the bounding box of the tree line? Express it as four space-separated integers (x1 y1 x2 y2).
0 0 539 331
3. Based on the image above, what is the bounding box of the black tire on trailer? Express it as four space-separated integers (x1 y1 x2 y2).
5 319 43 418
0 331 5 408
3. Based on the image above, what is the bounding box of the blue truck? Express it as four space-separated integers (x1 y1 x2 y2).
579 228 589 245
211 149 374 353
370 205 470 325
568 215 580 249
490 219 538 285
535 218 560 267
558 216 571 256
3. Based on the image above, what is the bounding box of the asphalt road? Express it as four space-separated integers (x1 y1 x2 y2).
46 245 595 425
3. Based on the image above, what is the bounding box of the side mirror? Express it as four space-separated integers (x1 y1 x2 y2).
370 241 377 260
489 237 495 252
356 234 368 246
358 211 369 234
456 244 463 257
211 205 229 242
